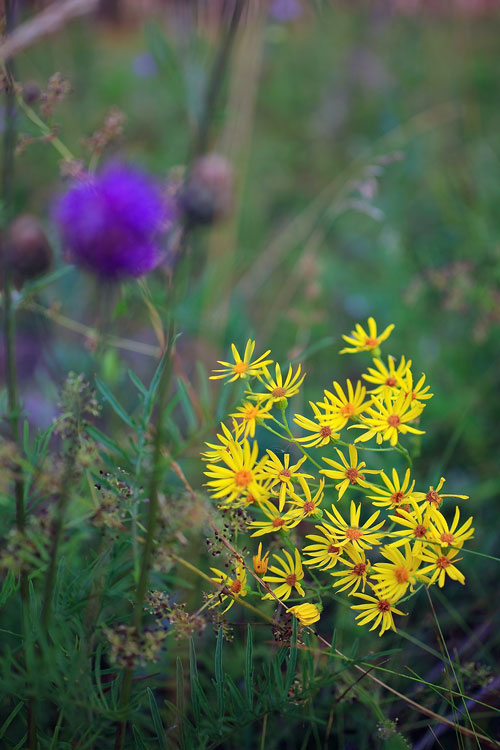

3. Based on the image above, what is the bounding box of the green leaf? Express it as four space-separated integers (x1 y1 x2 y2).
96 377 135 429
244 624 254 707
147 687 167 747
128 369 148 397
144 335 180 423
86 425 130 462
132 727 149 750
176 377 198 433
285 616 298 692
213 627 225 717
189 639 201 724
176 657 185 746
0 701 23 739
0 570 18 609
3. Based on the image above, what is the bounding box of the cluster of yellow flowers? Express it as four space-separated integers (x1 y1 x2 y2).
203 319 473 635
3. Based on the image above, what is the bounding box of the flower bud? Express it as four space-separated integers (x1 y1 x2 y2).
22 81 40 105
5 214 53 288
181 153 233 226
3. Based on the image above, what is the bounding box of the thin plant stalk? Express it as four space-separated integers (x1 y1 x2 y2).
1 2 36 747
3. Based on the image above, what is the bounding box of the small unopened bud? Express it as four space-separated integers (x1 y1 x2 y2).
22 81 41 105
181 153 233 226
5 214 53 288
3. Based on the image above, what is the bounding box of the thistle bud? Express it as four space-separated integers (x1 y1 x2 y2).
22 81 41 105
5 214 53 288
181 153 233 226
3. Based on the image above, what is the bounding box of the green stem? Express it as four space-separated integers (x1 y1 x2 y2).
1 3 36 746
114 321 176 750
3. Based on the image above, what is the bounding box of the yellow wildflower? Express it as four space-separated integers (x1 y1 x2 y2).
330 545 371 595
201 419 245 462
418 547 465 588
413 477 469 514
302 523 343 570
428 507 474 549
340 317 395 355
204 439 269 506
262 548 305 601
288 477 325 519
352 391 425 446
321 379 371 430
400 370 433 410
263 451 313 511
249 362 305 406
248 499 301 537
362 355 411 396
287 603 320 626
320 444 380 500
210 340 272 382
230 400 272 438
366 467 417 510
388 504 433 553
252 542 270 575
210 562 248 613
324 500 385 550
370 543 427 601
351 590 407 636
293 401 342 447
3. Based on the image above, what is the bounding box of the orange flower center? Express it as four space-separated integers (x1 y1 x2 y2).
387 415 400 427
272 518 286 528
426 489 442 507
272 387 287 398
377 599 391 612
345 467 361 483
365 337 378 347
352 563 366 577
320 425 332 437
440 532 454 544
286 574 297 586
234 469 253 487
244 407 258 420
345 527 363 541
395 567 409 584
279 469 291 480
385 376 397 387
436 556 451 569
340 402 356 417
391 491 404 505
414 524 427 538
230 579 242 594
233 361 248 374
245 493 258 504
303 501 316 514
328 544 340 554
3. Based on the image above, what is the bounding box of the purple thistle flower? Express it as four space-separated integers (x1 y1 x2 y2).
54 163 168 280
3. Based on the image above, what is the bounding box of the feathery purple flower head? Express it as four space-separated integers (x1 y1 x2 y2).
54 163 170 280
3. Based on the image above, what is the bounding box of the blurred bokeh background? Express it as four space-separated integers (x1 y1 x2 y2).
4 1 500 744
